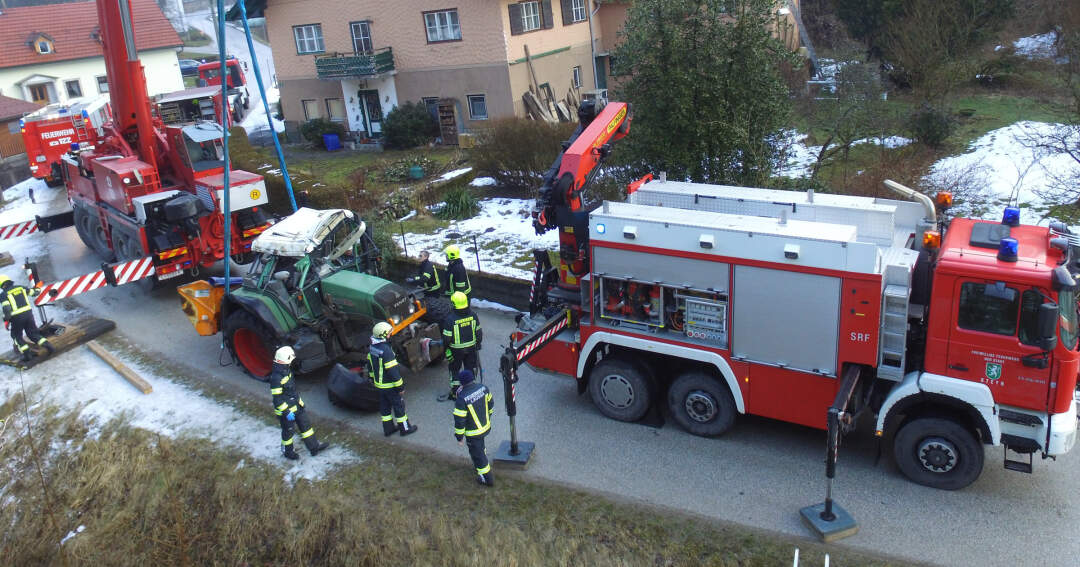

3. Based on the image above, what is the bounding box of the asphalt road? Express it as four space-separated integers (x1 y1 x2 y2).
184 9 277 95
35 220 1080 567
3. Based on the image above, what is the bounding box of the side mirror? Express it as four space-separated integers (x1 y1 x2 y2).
1052 265 1076 291
1037 303 1059 351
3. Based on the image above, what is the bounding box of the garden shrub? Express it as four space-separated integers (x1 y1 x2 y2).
436 185 479 220
908 103 954 149
472 118 577 193
299 118 346 149
382 155 436 182
382 102 439 150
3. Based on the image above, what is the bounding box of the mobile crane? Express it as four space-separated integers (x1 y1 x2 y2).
502 99 1079 493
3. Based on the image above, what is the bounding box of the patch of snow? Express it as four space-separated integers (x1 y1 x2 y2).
60 525 85 545
856 136 911 149
439 167 473 181
1013 32 1058 60
925 121 1080 225
470 176 497 187
775 131 912 178
397 210 417 223
471 299 520 313
400 198 555 280
240 86 285 135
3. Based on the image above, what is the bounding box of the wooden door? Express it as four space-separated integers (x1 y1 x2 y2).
28 84 50 105
437 99 458 145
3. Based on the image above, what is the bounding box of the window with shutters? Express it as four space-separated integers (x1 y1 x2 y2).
521 1 541 32
424 9 461 43
293 24 325 54
566 0 586 23
350 21 373 54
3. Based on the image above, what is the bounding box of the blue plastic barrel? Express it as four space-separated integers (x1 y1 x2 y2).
323 133 342 151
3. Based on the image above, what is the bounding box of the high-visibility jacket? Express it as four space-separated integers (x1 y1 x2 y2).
441 308 482 351
418 259 441 293
446 258 471 297
453 382 494 440
1 285 39 320
367 340 403 388
269 362 303 415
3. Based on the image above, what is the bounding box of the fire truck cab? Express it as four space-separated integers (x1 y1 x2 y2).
20 95 111 186
523 177 1079 490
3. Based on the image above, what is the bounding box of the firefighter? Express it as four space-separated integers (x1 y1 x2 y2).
1 275 54 362
270 346 330 460
453 369 494 486
368 321 419 436
444 245 471 300
440 291 482 401
405 250 441 294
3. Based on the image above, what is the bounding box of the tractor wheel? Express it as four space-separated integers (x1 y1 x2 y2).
588 357 653 422
421 296 452 323
667 372 737 437
223 310 276 380
893 417 984 490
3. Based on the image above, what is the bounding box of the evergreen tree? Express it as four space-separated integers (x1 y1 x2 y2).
613 0 799 186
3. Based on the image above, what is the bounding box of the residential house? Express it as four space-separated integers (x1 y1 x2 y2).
0 0 185 107
258 0 600 139
0 94 42 187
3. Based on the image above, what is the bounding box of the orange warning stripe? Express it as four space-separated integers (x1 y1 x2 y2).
157 246 188 260
243 223 270 239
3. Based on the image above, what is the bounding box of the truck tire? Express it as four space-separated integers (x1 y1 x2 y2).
223 310 276 380
667 372 737 437
113 231 160 291
588 357 653 422
422 296 452 323
73 207 94 250
893 417 984 490
76 208 115 262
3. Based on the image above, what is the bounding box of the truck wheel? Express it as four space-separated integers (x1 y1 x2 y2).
667 372 737 437
588 357 653 422
893 417 984 490
223 310 275 380
77 209 115 261
73 208 93 250
114 232 159 291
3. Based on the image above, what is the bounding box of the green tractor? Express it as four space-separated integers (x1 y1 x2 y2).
181 207 442 383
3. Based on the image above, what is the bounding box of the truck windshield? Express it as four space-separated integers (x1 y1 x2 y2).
1060 289 1079 350
184 135 224 172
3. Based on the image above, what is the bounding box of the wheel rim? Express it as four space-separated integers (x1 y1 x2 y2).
233 328 271 377
917 437 959 473
599 373 634 409
684 390 718 423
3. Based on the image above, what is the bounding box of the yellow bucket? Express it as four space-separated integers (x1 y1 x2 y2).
178 280 226 336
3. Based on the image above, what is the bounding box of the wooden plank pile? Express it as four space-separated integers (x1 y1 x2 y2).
521 45 581 124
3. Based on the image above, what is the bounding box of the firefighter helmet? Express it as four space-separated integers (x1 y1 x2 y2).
274 346 296 364
451 291 469 310
444 245 460 261
0 275 10 289
373 321 393 339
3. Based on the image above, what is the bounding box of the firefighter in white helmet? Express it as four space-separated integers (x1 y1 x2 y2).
367 321 418 436
270 345 330 460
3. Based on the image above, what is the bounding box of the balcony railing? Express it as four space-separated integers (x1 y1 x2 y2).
315 47 395 80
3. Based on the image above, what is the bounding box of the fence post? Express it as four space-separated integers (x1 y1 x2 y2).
472 234 481 273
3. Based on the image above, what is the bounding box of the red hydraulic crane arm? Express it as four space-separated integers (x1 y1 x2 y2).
533 101 630 233
97 0 159 166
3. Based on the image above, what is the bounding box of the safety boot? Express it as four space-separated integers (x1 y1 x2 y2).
382 419 398 437
281 444 300 460
41 340 55 355
399 420 419 436
19 349 34 362
304 437 330 456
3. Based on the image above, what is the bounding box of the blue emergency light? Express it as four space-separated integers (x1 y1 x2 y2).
998 237 1019 262
82 110 90 119
70 143 80 151
596 223 606 234
1002 207 1020 227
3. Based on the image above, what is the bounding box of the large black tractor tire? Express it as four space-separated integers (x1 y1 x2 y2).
667 371 737 437
223 310 277 381
422 295 452 323
893 417 984 490
587 357 654 422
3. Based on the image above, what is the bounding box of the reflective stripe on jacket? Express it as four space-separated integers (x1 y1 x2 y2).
453 382 493 438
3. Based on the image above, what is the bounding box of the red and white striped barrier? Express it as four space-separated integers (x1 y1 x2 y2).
516 314 569 362
33 256 156 305
0 220 38 240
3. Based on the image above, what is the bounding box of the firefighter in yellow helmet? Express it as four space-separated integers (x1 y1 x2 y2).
1 275 54 362
443 245 471 300
368 321 418 436
439 291 482 401
270 346 330 460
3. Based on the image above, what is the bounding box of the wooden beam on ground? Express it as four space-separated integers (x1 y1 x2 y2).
86 340 153 394
0 252 12 267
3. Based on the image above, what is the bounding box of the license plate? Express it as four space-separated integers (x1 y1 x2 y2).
157 268 184 280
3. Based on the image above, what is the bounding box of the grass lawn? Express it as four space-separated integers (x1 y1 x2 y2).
283 146 463 189
0 380 911 566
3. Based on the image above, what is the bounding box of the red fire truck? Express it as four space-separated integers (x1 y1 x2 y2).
505 100 1079 490
20 96 111 186
198 57 249 122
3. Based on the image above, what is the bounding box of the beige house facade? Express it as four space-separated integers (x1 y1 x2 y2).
261 0 803 139
263 0 600 137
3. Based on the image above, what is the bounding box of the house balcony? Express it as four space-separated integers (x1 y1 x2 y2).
315 47 395 80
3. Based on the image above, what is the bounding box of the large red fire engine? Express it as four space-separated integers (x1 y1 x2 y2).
15 0 270 287
19 96 111 186
503 100 1079 491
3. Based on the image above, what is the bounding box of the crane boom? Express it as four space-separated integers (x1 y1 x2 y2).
97 0 158 166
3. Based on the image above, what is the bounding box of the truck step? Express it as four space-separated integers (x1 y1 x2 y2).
0 317 116 370
999 408 1044 426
